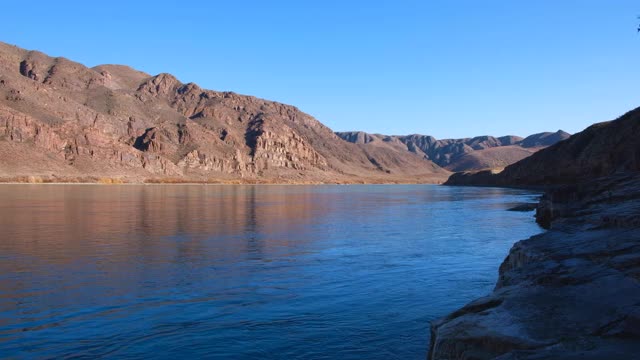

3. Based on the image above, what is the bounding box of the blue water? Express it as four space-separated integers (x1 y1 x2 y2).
0 185 543 359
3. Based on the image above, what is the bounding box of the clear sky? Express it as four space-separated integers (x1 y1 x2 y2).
2 1 639 138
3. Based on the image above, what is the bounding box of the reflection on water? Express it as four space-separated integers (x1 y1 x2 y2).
0 185 543 359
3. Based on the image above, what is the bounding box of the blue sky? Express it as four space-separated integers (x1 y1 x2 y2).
2 1 639 138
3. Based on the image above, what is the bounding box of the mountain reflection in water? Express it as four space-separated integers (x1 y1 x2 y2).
0 184 543 359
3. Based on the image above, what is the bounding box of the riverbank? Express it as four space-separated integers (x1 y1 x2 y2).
0 175 447 185
429 174 640 359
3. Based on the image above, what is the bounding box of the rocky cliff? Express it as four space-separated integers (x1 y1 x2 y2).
429 174 640 359
0 42 449 183
336 130 569 172
430 108 640 359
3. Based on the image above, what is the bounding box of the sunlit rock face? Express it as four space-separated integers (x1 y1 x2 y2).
0 41 450 183
336 130 570 172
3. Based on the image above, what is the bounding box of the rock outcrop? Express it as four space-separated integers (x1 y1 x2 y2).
335 130 569 172
0 41 449 183
429 174 640 359
431 109 640 359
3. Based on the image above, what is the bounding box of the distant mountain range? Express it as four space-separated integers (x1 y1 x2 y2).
336 130 570 172
0 41 567 183
445 107 640 187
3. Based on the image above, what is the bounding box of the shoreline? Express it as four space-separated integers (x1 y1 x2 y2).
0 176 448 185
0 180 446 186
0 171 450 185
428 174 640 359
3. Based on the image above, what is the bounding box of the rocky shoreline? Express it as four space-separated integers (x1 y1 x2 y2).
428 174 640 359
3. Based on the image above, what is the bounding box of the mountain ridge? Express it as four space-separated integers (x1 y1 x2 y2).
336 130 570 171
0 41 570 183
445 107 640 186
0 41 449 183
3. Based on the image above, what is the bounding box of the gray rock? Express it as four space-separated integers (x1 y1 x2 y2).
429 175 640 359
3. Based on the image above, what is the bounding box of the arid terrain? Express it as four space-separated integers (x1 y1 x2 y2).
0 42 452 184
445 107 640 187
336 130 569 172
0 42 568 184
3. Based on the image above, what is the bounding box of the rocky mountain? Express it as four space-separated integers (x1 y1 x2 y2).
445 108 640 186
0 41 449 183
336 130 569 172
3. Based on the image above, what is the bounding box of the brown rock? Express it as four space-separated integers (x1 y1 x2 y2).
0 41 450 183
336 131 568 172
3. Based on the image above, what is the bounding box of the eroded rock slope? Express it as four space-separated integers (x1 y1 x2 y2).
0 42 448 183
336 131 569 172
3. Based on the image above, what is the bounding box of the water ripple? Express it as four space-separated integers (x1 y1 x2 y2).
0 184 543 359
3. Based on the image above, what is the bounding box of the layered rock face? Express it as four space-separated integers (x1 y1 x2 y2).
445 108 640 186
0 42 449 183
336 130 569 172
429 174 640 359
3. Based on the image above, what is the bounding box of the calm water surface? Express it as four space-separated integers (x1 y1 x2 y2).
0 185 543 359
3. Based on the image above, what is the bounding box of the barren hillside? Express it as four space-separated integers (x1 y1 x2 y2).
0 42 449 183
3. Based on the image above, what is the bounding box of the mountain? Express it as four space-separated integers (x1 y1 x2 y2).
519 130 571 148
335 130 570 172
445 145 537 172
445 108 640 186
0 42 449 183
